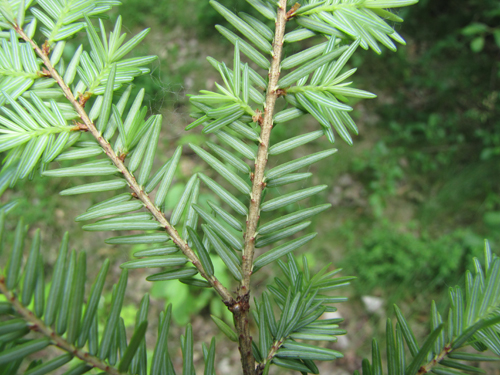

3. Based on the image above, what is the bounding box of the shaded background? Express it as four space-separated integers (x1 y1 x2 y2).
1 0 499 373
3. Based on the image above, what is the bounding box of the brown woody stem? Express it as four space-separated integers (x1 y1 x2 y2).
0 278 126 375
417 345 452 374
256 338 285 375
235 1 289 374
12 25 234 306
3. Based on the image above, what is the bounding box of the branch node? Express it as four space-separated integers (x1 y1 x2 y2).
78 92 92 107
276 88 287 97
72 123 89 132
42 40 50 56
38 68 51 77
228 293 250 313
286 3 301 19
252 110 264 125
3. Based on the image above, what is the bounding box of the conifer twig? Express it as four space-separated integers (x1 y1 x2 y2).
0 278 127 375
12 24 235 306
235 1 289 373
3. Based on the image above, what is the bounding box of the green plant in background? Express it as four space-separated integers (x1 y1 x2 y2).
341 222 484 296
352 0 500 230
0 1 499 375
460 0 500 53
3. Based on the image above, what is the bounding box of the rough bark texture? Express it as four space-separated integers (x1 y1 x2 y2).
237 1 289 374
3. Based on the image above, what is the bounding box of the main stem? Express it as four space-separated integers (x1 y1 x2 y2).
236 1 288 374
13 25 234 306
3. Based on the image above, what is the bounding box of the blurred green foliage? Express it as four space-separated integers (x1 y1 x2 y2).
114 0 254 36
335 0 500 300
340 221 485 296
460 1 500 53
358 0 500 203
